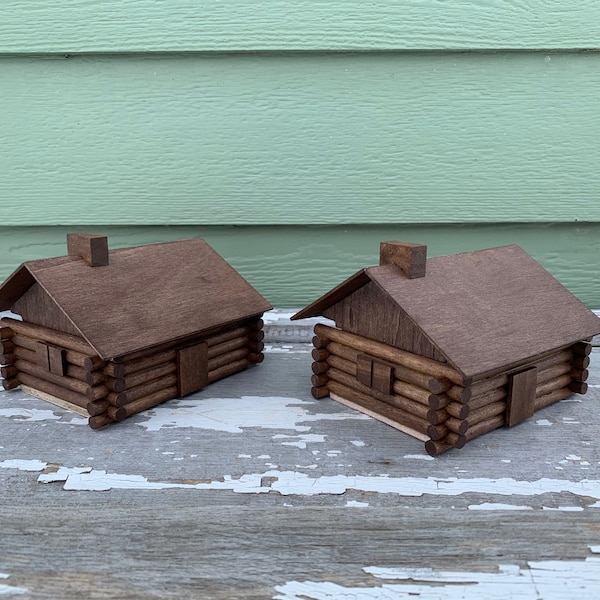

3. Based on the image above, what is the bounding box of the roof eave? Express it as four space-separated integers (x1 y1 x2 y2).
291 269 371 321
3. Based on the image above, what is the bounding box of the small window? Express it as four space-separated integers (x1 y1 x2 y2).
35 342 66 376
357 354 394 395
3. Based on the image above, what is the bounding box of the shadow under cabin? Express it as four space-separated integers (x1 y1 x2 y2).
291 241 600 456
0 233 271 428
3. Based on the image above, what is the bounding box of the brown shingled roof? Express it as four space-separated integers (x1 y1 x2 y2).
292 245 600 380
0 238 272 360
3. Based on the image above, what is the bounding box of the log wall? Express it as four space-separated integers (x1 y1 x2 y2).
0 315 266 429
311 324 591 457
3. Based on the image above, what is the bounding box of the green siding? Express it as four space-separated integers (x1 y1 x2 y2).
3 1 600 51
2 52 600 225
2 2 599 306
1 225 598 308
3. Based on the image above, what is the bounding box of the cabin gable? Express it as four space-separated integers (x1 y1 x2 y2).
12 282 81 336
322 280 446 363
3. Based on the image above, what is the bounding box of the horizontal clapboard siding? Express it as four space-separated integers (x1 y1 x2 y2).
1 52 600 225
2 1 600 52
1 224 598 308
1 2 599 307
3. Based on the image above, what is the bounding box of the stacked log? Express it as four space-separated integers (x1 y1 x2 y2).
102 319 264 424
1 316 267 429
0 325 17 390
0 318 109 427
310 325 594 457
312 324 464 456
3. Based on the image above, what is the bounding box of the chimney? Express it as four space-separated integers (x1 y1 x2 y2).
379 241 426 278
67 233 109 267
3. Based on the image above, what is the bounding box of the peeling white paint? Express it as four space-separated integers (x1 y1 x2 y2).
345 500 369 507
29 466 600 504
0 574 28 596
350 440 365 447
536 419 553 426
38 466 91 483
0 408 61 422
468 503 533 511
403 454 434 461
275 433 327 449
274 559 600 599
0 459 47 472
542 506 584 512
137 396 367 433
590 546 600 553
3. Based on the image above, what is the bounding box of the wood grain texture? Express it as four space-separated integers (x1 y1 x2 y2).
177 343 208 397
1 224 599 308
3 1 600 52
1 53 600 226
366 246 600 380
0 346 599 596
1 239 271 360
323 281 447 362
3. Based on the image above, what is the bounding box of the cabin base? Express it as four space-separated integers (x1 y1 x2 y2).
21 385 89 417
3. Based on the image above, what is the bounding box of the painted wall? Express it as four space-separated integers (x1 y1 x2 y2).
1 2 599 306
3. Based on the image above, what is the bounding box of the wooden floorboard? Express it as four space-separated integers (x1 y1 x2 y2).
1 341 599 598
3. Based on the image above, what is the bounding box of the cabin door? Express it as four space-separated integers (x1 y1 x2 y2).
176 342 209 397
506 366 538 426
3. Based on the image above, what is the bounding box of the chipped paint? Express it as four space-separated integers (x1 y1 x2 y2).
275 433 327 449
0 408 62 422
11 464 600 504
468 503 533 511
137 396 368 433
403 454 435 461
345 501 369 507
274 558 600 599
0 459 47 472
0 574 28 596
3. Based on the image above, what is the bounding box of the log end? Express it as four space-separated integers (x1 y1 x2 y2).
427 424 449 441
88 413 114 429
2 377 20 390
311 361 329 375
248 352 265 364
425 439 452 457
311 386 329 400
569 380 588 395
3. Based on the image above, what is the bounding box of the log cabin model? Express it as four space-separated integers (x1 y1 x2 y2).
291 241 600 456
0 234 272 428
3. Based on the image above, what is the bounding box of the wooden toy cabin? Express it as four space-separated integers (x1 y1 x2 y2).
0 234 272 428
291 242 600 456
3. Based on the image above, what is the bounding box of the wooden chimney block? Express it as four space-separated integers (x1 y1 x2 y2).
67 233 109 267
379 241 427 278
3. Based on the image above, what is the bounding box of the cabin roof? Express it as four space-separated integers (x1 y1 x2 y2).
0 238 271 359
292 244 600 380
